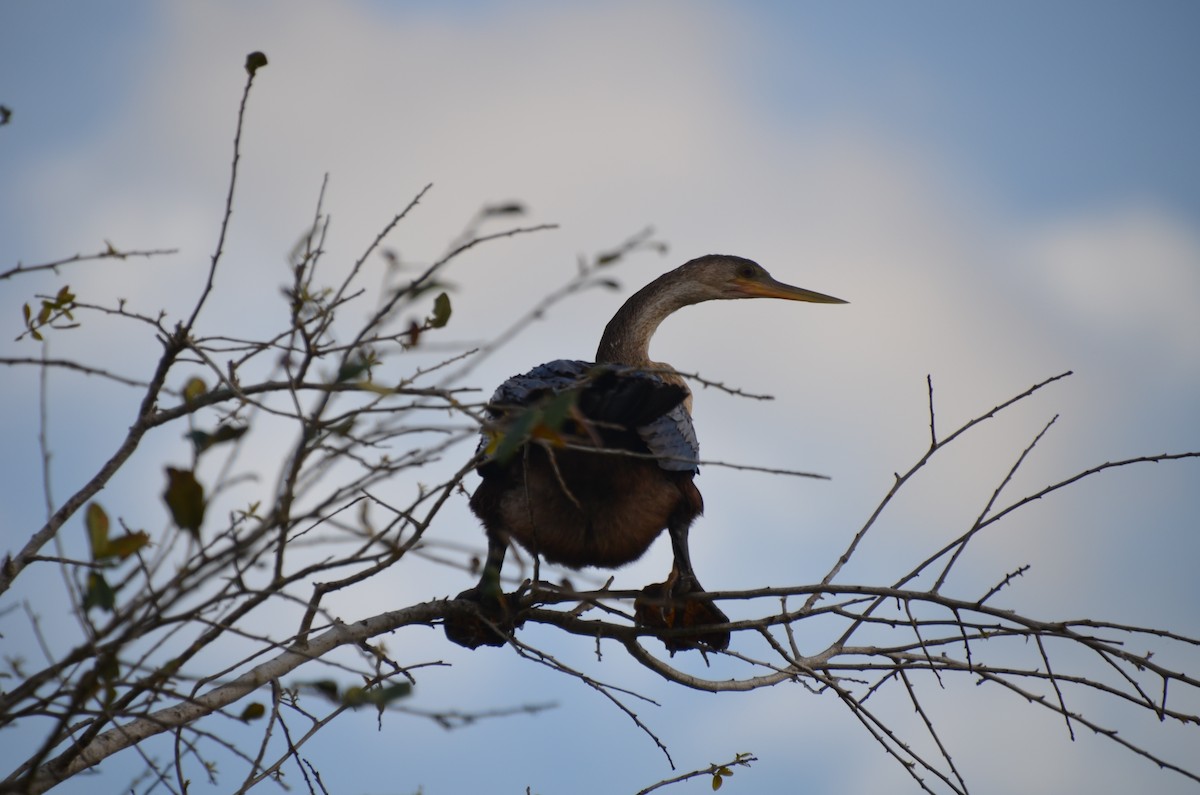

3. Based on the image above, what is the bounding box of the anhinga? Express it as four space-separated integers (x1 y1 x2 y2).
445 254 846 651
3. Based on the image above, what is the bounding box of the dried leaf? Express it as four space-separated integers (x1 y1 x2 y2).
482 202 525 216
245 51 268 76
163 467 205 538
85 502 110 560
429 291 452 329
356 381 395 396
105 531 150 561
95 649 120 706
209 423 248 445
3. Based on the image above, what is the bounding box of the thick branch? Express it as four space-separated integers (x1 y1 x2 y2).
6 602 453 795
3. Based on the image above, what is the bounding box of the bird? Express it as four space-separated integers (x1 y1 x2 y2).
444 254 846 651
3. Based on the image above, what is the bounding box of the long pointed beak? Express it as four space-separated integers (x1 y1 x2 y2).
734 274 848 304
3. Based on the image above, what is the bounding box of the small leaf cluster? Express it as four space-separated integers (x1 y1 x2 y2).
18 284 77 341
485 390 577 464
711 752 755 791
82 502 151 612
299 678 413 710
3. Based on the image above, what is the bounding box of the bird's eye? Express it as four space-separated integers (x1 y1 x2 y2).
738 264 756 278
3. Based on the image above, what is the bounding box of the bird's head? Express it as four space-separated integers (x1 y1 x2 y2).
596 253 846 364
678 254 848 305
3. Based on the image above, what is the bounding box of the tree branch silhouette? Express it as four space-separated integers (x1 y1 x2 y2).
3 50 1198 795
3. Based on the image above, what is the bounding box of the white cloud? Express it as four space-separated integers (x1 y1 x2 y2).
1026 202 1200 376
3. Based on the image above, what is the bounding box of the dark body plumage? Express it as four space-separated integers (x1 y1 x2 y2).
446 254 846 651
471 360 699 569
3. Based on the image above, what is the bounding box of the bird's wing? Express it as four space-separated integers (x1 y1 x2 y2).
479 359 698 472
636 403 700 473
487 359 593 409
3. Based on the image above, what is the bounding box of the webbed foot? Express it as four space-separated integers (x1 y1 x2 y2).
444 581 515 649
634 569 730 652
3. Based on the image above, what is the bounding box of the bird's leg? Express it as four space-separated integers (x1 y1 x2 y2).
444 532 516 649
666 521 702 592
478 531 508 595
635 521 731 653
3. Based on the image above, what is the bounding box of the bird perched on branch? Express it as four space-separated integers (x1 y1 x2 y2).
445 254 846 651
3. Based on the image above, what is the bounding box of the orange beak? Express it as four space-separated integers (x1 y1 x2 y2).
732 274 847 304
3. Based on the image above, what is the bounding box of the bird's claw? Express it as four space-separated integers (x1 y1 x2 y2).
634 572 730 653
444 584 518 649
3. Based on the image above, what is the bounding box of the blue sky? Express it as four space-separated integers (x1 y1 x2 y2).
2 3 1199 794
744 1 1200 220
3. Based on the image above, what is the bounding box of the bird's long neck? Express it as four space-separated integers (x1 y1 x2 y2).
595 271 691 366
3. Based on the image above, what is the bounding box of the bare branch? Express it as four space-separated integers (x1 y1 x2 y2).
0 246 178 283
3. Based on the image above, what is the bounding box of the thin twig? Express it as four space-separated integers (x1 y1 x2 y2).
0 247 178 282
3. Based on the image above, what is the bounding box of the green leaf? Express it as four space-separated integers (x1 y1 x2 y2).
239 702 266 722
370 682 413 705
105 531 150 560
85 502 110 560
538 390 576 432
190 423 248 453
163 468 206 538
96 650 119 682
487 389 580 464
83 572 115 612
304 679 341 702
342 682 412 708
337 352 375 382
412 278 452 298
429 291 452 329
712 773 723 791
186 431 211 453
95 650 119 706
211 424 247 444
182 376 207 404
488 406 540 464
329 418 356 437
